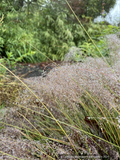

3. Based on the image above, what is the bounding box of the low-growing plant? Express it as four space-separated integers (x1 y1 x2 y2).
78 38 109 58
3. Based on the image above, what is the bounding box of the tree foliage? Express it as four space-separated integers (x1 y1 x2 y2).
52 0 116 20
0 0 119 63
85 0 116 18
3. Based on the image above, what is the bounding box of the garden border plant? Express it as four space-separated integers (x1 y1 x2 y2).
0 1 120 159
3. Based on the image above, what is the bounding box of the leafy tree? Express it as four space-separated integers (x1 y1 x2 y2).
12 0 24 11
52 0 116 20
0 0 118 63
85 0 116 18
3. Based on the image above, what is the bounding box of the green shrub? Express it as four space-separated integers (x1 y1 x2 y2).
0 2 120 63
79 38 109 57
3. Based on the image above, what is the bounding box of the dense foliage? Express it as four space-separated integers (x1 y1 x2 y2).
51 0 116 19
0 0 119 63
86 0 116 18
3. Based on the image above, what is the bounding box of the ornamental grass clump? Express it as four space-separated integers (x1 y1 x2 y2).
19 55 120 158
24 57 118 111
0 5 120 159
3 28 119 159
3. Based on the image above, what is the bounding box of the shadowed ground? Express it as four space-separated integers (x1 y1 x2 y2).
5 60 62 78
